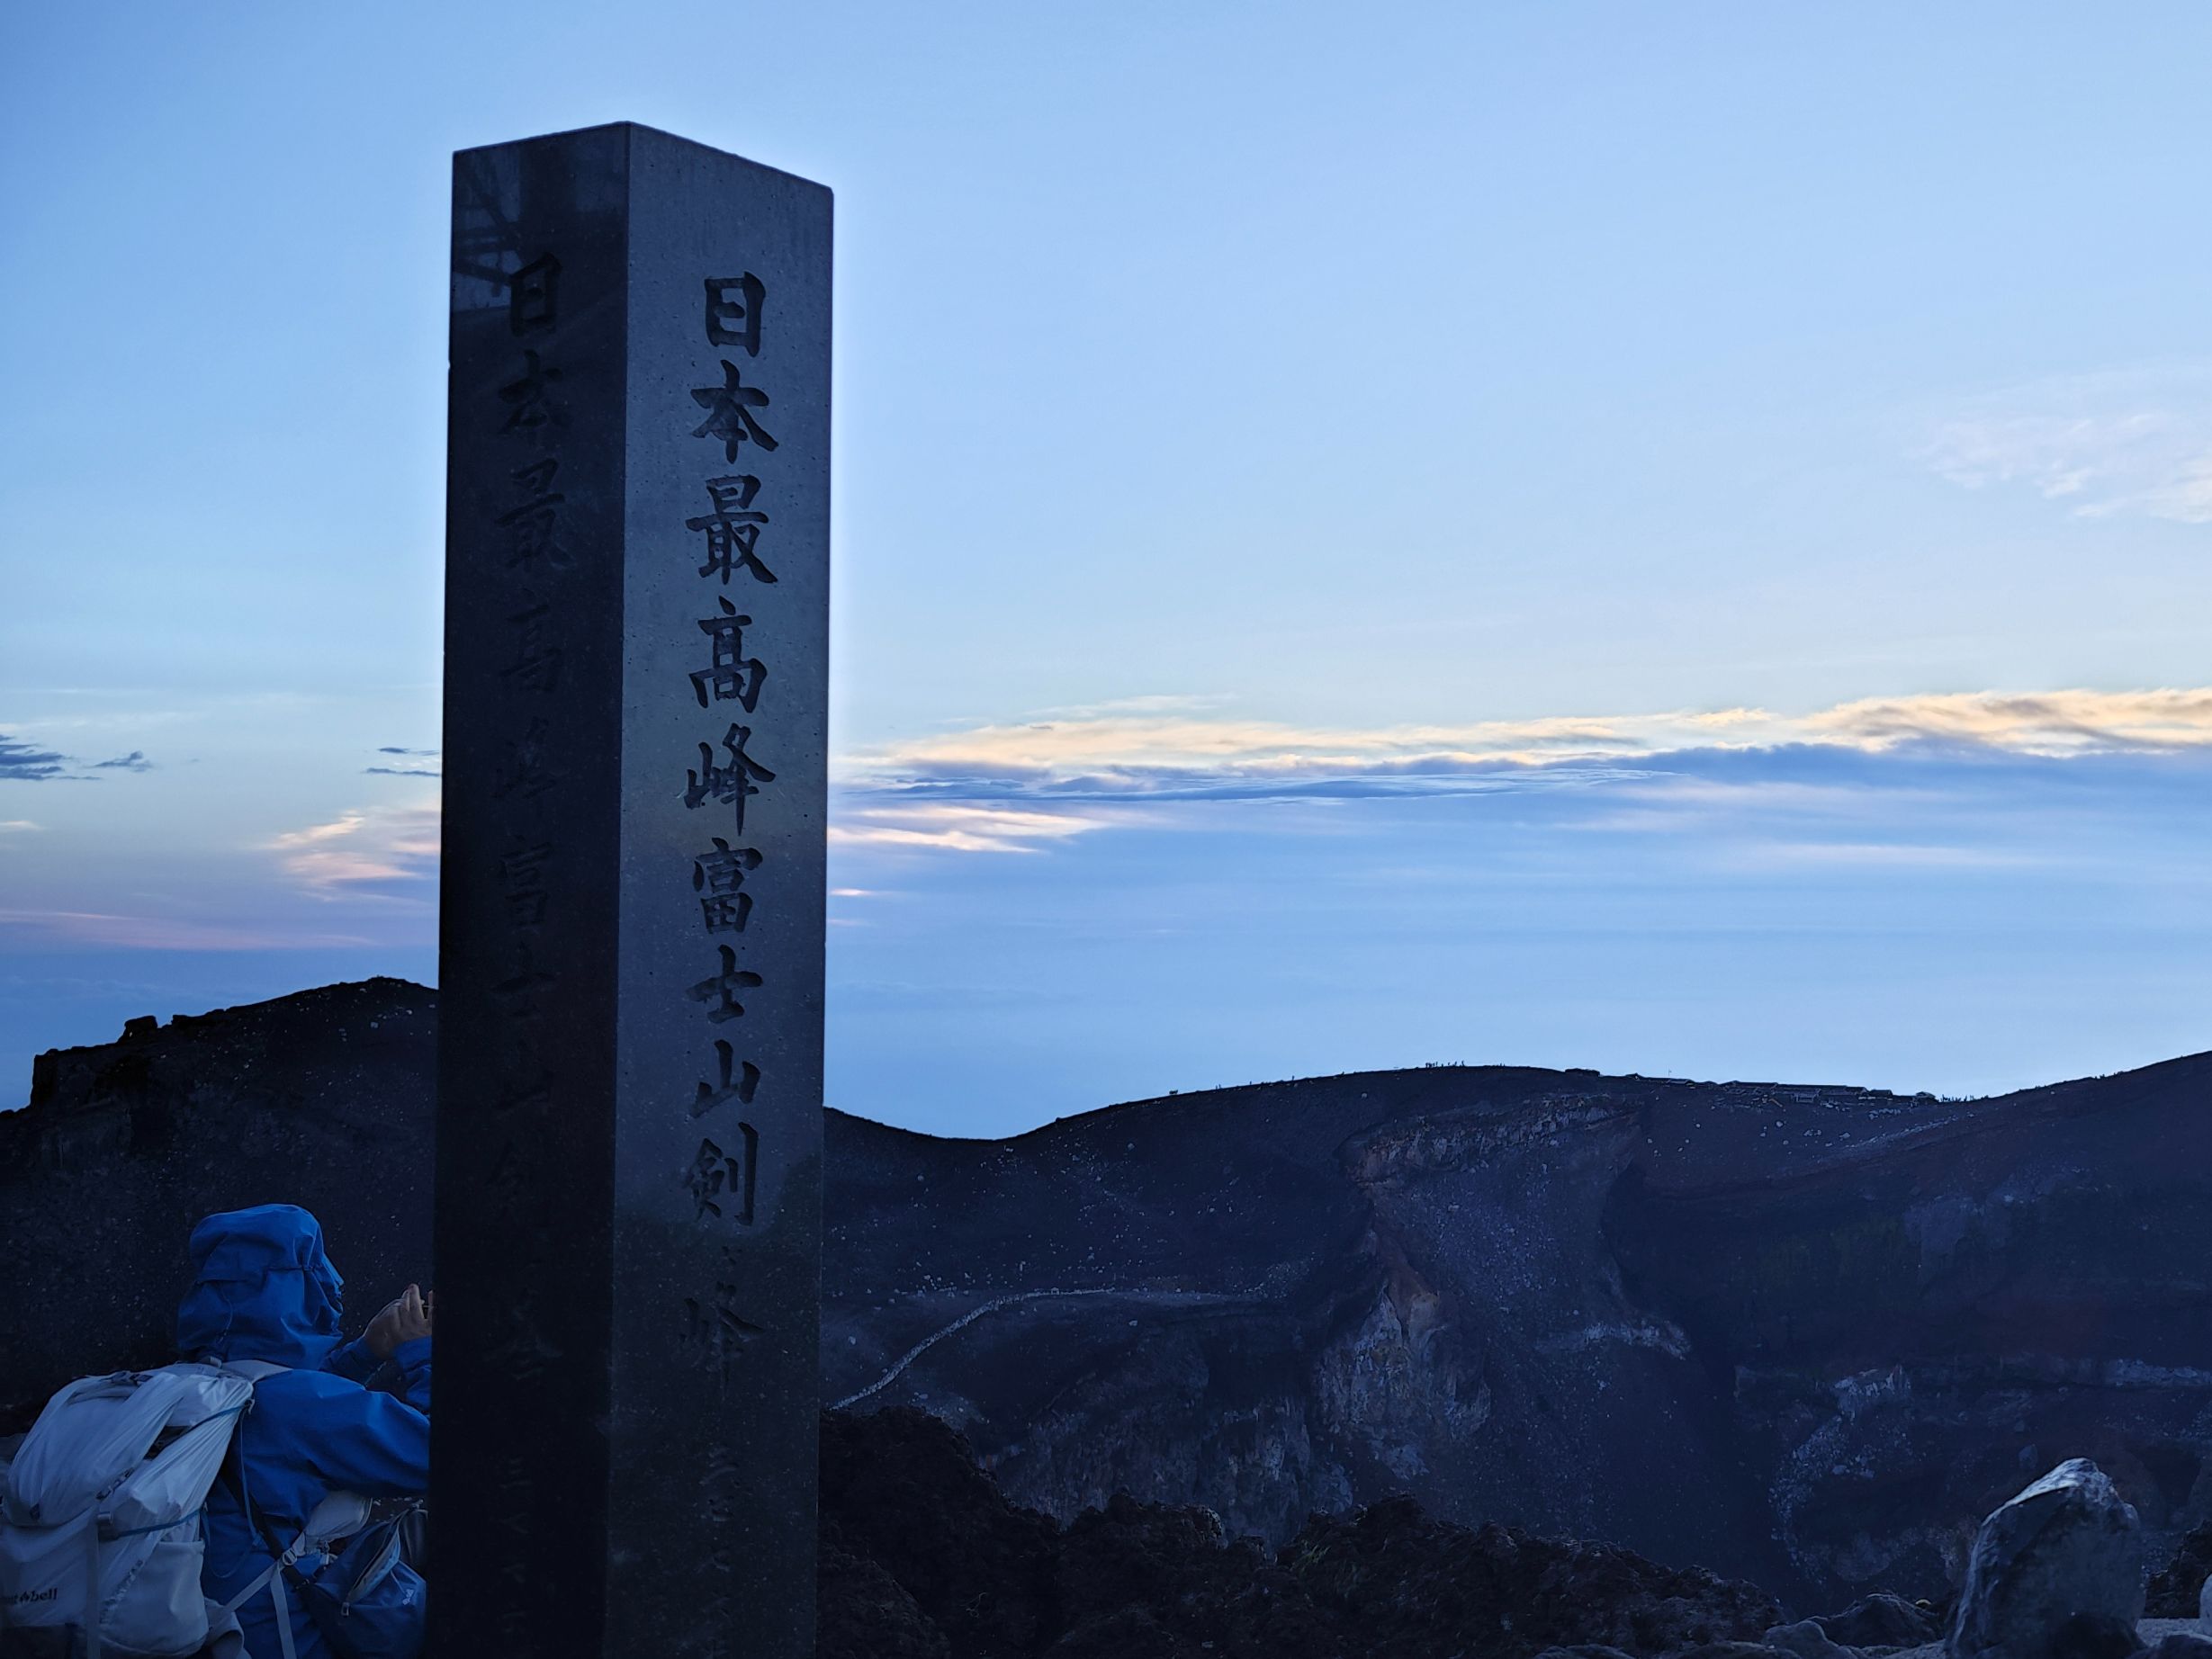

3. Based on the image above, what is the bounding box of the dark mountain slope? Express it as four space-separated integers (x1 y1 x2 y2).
4 981 2207 1610
827 1058 2212 1605
4 981 438 1394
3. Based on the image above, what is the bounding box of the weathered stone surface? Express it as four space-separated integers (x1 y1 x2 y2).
1812 1593 1940 1650
436 122 829 1659
1767 1618 1858 1659
1948 1460 2145 1659
2140 1634 2212 1659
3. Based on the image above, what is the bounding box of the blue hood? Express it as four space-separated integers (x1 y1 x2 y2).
175 1204 346 1368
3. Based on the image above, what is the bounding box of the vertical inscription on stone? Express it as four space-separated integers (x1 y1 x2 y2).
435 123 828 1659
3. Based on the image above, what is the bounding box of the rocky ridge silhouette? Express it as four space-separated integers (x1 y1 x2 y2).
4 979 2208 1616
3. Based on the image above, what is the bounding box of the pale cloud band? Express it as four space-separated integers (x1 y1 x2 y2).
845 687 2212 790
259 686 2212 874
819 685 2212 854
0 910 376 951
829 804 1108 855
268 803 440 895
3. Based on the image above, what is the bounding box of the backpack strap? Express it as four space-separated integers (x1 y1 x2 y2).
218 1545 304 1659
211 1369 311 1659
84 1508 103 1659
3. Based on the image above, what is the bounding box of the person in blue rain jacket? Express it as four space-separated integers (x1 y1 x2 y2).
175 1205 432 1659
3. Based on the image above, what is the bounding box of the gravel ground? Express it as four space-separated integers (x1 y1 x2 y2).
1885 1619 2203 1659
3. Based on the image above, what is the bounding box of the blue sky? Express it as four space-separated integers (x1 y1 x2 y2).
4 3 2211 1134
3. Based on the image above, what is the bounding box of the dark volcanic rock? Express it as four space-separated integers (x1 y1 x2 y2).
820 1407 1057 1658
1763 1618 1856 1659
1948 1460 2145 1659
6 982 2211 1612
2145 1519 2212 1617
817 1537 950 1659
1274 1496 1783 1658
823 1063 2212 1609
1812 1592 1940 1649
0 980 436 1411
818 1404 1782 1659
1050 1492 1271 1651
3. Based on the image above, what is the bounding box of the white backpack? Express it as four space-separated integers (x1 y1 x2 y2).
0 1364 252 1658
0 1364 379 1659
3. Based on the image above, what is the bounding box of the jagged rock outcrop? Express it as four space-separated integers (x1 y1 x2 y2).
5 981 2210 1613
1 981 436 1400
820 1405 1783 1659
2145 1520 2212 1617
1810 1593 1942 1649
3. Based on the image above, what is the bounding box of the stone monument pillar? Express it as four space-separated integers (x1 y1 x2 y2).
433 122 829 1656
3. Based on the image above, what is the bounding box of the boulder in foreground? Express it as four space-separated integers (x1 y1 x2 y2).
1948 1459 2145 1659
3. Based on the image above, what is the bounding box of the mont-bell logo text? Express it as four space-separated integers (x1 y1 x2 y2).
6 1586 60 1607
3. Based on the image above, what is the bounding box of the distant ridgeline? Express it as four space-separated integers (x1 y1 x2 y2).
5 980 440 1386
4 978 2209 1611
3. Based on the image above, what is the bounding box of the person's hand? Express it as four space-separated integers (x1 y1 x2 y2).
364 1284 434 1359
